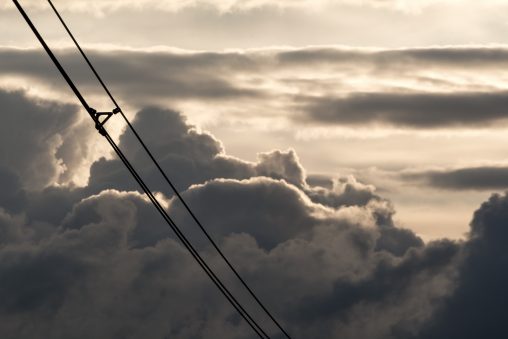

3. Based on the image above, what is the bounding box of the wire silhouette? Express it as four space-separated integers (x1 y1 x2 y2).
45 1 293 338
103 133 270 339
11 1 273 338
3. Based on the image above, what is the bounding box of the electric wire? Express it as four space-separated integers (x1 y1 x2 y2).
11 1 270 337
11 0 90 112
103 132 270 339
45 1 292 338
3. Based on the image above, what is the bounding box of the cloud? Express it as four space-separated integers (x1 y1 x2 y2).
88 106 351 201
0 89 93 189
0 90 468 338
5 5 508 334
0 182 455 339
276 46 508 69
298 91 508 128
401 166 508 191
413 192 508 339
306 176 379 208
86 107 255 195
0 47 263 105
0 166 26 214
170 177 324 250
5 46 508 132
4 86 508 339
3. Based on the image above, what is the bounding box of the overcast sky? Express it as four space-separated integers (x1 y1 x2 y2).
3 1 508 338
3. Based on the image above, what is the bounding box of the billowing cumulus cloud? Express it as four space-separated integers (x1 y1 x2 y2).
2 63 508 339
0 90 473 339
0 181 458 338
413 192 508 338
0 89 93 189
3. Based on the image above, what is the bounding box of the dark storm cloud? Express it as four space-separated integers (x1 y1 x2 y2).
402 166 508 190
0 174 454 338
413 192 508 339
298 91 508 128
169 179 458 338
8 87 508 339
291 239 458 334
0 190 241 339
4 178 447 339
0 90 468 338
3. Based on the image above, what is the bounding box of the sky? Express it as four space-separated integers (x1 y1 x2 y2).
2 0 508 338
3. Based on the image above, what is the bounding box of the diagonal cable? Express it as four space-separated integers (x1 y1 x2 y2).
45 1 292 337
103 132 270 339
11 1 271 337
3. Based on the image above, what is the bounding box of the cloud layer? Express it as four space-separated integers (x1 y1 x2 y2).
300 91 508 128
4 46 508 132
402 166 508 191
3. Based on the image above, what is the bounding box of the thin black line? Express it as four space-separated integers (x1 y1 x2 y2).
103 132 270 339
12 1 269 337
122 115 293 339
12 0 90 113
46 0 121 110
45 1 292 337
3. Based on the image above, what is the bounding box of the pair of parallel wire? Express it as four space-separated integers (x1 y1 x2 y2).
11 1 292 338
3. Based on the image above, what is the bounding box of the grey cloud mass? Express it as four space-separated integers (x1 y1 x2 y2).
0 90 93 189
414 192 508 339
0 89 477 339
0 59 504 339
